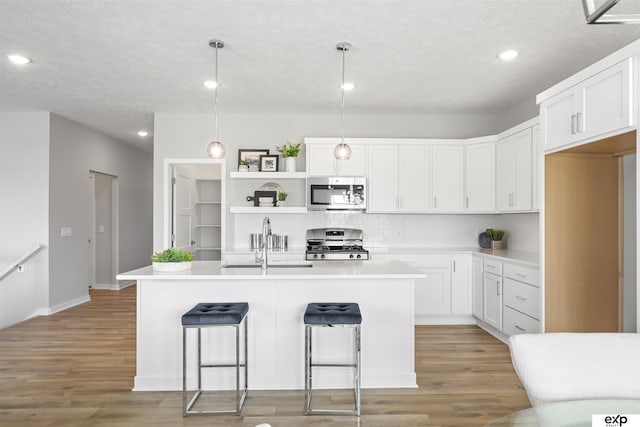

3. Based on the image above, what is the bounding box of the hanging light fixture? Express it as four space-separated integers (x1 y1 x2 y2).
206 39 226 159
334 42 353 160
581 0 640 24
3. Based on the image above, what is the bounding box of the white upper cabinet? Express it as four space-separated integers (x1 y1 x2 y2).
432 145 464 212
464 141 495 212
368 144 400 213
540 58 633 153
398 145 430 212
497 128 533 212
306 140 367 176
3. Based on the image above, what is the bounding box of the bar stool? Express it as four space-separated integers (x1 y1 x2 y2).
181 302 249 416
304 302 362 416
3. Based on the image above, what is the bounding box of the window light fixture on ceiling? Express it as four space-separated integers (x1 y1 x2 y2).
206 39 226 159
582 0 640 24
334 42 353 160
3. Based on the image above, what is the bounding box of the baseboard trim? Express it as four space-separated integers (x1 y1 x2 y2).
48 294 91 315
90 281 135 291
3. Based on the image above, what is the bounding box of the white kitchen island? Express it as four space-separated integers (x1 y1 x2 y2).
116 260 423 391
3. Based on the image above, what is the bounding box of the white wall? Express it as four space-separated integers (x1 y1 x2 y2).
153 112 516 251
49 114 153 307
154 112 540 253
0 112 50 328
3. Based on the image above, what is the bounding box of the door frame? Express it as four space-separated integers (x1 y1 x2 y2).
163 159 226 251
88 170 120 290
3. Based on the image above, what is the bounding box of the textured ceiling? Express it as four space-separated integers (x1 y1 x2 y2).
1 0 640 151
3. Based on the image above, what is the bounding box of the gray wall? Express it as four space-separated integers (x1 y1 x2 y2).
49 114 153 307
624 153 637 332
0 112 50 328
153 112 523 251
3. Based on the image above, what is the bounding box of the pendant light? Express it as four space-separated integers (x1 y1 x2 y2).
334 42 352 160
206 39 226 159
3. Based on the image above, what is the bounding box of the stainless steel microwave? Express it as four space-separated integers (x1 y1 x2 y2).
307 176 366 211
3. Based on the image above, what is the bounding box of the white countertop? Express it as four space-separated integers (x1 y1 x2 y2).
116 260 426 281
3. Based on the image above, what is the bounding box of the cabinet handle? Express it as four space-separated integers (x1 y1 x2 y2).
508 193 514 206
465 196 469 208
433 196 437 209
515 273 527 278
571 114 577 134
453 260 456 273
514 325 525 332
576 112 583 133
397 196 400 209
515 295 527 301
496 281 500 296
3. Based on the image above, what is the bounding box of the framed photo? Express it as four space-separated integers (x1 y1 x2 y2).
259 155 279 172
238 149 269 168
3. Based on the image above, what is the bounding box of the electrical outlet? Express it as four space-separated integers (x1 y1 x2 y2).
17 265 24 273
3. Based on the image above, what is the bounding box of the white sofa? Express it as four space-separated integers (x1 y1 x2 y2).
509 333 640 407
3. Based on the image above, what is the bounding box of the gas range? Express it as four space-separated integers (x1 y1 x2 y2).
305 228 370 261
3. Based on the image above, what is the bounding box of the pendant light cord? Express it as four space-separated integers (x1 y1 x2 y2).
214 43 219 142
341 45 346 146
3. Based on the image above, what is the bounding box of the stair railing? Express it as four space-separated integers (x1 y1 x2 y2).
0 244 45 282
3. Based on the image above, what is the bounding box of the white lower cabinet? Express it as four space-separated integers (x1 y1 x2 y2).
471 254 483 319
476 255 540 337
374 253 472 324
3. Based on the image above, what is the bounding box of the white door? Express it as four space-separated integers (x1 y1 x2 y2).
497 128 532 211
336 144 367 176
541 88 578 151
307 144 336 176
88 172 95 288
172 167 194 252
416 266 451 317
398 145 429 212
451 255 471 315
432 145 464 212
368 144 399 213
465 142 495 212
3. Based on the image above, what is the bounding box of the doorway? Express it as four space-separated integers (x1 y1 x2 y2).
545 131 637 332
88 171 119 290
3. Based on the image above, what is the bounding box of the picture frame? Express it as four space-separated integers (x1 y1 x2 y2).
259 155 279 172
238 149 269 168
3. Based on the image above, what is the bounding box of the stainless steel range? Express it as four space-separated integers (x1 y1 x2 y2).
305 228 370 261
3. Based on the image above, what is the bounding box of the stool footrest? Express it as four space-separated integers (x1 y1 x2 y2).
310 363 357 368
200 363 247 368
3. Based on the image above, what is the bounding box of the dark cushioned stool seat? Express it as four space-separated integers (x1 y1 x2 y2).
182 302 249 326
304 303 362 325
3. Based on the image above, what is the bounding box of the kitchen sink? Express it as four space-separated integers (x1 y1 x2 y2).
220 262 313 269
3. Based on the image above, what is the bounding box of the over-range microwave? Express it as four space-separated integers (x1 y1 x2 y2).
307 176 366 211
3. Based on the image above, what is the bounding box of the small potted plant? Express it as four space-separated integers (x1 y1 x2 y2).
151 248 194 272
238 159 250 172
486 229 506 251
276 141 302 172
277 191 288 207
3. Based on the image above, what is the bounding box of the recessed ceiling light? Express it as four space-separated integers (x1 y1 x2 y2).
7 54 31 65
203 80 218 89
341 82 355 91
498 50 519 61
137 131 149 137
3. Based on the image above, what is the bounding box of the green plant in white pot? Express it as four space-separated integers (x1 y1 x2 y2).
486 229 506 251
151 248 193 272
276 141 302 172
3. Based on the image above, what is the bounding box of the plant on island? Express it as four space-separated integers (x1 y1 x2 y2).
151 248 193 263
276 141 302 158
486 229 505 241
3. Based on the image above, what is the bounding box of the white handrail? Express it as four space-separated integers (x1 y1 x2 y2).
0 244 45 282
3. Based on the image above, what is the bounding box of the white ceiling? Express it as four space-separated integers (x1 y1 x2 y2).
2 0 640 152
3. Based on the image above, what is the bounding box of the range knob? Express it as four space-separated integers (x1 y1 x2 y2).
313 254 319 259
349 254 354 259
356 254 362 259
321 254 326 259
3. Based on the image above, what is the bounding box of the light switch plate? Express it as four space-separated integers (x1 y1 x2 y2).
61 227 72 237
98 225 105 233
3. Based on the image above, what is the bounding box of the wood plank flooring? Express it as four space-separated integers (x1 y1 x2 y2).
0 286 531 426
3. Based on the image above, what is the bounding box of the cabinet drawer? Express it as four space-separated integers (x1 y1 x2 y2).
483 258 502 275
503 278 540 319
398 254 450 268
503 306 540 336
503 263 539 286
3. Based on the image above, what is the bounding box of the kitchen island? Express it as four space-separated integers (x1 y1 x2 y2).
116 260 424 391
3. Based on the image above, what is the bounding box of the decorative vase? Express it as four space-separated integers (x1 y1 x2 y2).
152 261 192 272
285 157 297 173
491 240 504 251
238 165 249 172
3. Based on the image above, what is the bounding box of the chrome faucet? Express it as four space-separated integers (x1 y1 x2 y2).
256 216 271 270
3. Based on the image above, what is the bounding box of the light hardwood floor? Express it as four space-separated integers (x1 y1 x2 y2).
0 286 530 426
